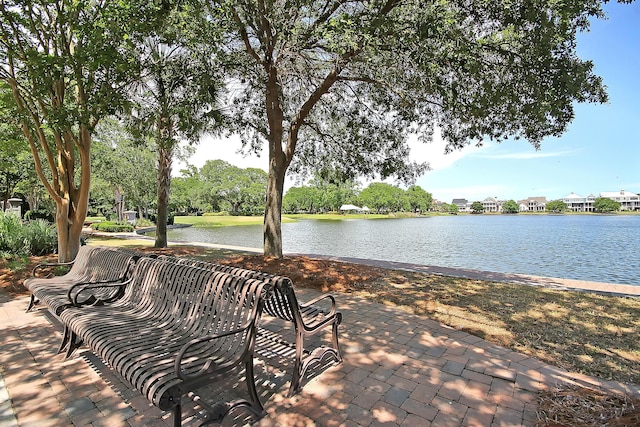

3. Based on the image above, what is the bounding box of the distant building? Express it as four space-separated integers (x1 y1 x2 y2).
451 198 470 212
3 198 23 217
562 193 595 212
482 197 499 212
517 197 547 212
599 190 640 211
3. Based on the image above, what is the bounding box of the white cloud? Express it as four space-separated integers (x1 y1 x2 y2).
477 149 579 160
176 134 268 175
407 131 484 172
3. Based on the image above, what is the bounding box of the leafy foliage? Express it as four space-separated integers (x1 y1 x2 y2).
90 221 135 233
471 201 485 214
0 211 56 257
127 4 225 247
91 119 157 219
406 186 433 213
593 197 620 213
358 183 409 213
502 200 520 214
546 200 568 213
0 0 164 260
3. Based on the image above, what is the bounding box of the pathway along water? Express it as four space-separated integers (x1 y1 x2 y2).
166 214 640 286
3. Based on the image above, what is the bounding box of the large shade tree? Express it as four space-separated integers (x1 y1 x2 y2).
212 0 612 257
0 0 161 261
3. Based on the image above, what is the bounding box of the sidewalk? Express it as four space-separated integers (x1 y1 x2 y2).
1 284 638 427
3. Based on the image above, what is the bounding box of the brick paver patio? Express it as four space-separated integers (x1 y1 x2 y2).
1 285 637 426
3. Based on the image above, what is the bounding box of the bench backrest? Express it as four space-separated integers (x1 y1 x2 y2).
116 257 272 333
155 255 301 322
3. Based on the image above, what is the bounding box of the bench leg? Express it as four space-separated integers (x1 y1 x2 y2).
332 317 343 362
244 359 265 417
173 403 182 427
26 294 38 312
288 330 305 397
58 325 71 354
65 331 82 359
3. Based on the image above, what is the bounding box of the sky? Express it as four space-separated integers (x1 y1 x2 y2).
180 2 640 204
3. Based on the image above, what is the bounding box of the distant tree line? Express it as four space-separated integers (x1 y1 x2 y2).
283 181 433 214
172 160 268 215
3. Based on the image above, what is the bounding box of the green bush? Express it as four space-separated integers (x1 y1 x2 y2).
135 218 154 228
90 221 135 232
0 212 57 257
0 212 26 256
23 219 57 255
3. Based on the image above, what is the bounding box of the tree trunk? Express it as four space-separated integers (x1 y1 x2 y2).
263 158 286 257
155 144 172 248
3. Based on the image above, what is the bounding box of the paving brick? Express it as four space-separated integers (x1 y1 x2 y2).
351 388 383 410
463 407 495 427
400 398 439 421
371 400 408 425
64 396 96 418
383 386 411 407
386 374 418 392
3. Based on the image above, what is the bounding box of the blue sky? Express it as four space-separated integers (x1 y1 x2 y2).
184 2 639 203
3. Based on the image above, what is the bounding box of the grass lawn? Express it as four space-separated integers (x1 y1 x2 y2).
173 212 430 227
174 215 280 227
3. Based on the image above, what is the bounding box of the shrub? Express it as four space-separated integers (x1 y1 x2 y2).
23 219 57 255
135 218 154 228
0 212 27 256
90 221 135 233
0 212 57 257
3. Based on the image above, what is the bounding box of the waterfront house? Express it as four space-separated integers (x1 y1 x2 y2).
452 198 470 212
562 193 595 212
599 190 640 211
482 197 499 212
518 197 547 212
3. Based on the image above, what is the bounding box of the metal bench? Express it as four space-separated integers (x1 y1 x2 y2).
157 255 343 396
24 246 142 315
57 257 273 426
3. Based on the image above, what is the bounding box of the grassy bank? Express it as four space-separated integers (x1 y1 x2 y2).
174 215 270 227
173 212 423 227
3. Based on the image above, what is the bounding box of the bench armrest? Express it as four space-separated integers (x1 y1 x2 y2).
32 260 75 277
299 294 337 317
67 277 133 306
174 325 251 381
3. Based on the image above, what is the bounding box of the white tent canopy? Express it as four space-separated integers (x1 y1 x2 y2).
339 204 363 211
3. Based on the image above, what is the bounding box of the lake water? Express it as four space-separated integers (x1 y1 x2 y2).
167 215 640 285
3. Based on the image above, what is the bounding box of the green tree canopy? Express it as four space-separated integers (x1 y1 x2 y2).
471 201 485 214
546 200 567 213
406 185 433 213
197 160 268 214
210 0 613 256
358 182 408 213
128 4 224 247
282 186 323 214
91 119 157 220
593 197 620 213
502 200 519 214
